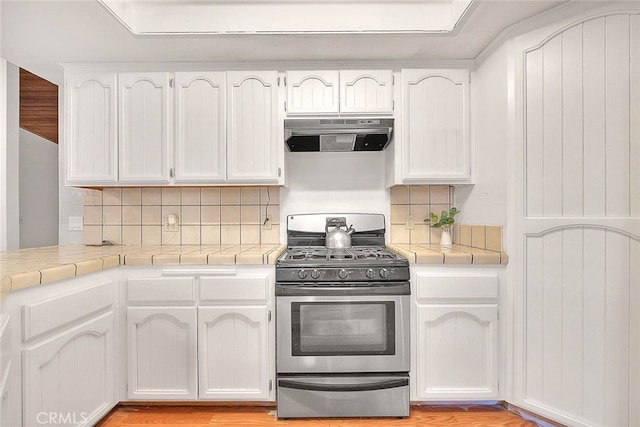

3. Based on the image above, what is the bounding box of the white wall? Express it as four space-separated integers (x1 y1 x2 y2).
5 61 19 250
19 129 59 248
455 42 509 227
280 151 390 241
0 58 6 251
57 86 84 245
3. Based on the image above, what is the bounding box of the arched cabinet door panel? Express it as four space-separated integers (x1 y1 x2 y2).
23 312 115 427
415 305 498 400
340 70 393 114
119 72 171 184
174 72 226 183
126 307 198 400
65 71 118 185
286 71 339 115
198 306 270 400
400 69 471 183
226 71 281 183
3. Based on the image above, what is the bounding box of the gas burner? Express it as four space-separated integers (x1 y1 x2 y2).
277 214 409 283
281 246 401 263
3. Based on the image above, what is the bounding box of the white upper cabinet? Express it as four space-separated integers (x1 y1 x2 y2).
226 71 282 183
286 70 339 114
174 72 226 183
398 69 471 183
119 72 171 184
65 71 118 186
340 70 394 114
285 70 393 115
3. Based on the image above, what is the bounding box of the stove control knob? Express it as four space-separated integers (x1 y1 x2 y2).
365 268 375 279
338 269 349 279
310 269 320 280
297 269 308 279
379 268 389 279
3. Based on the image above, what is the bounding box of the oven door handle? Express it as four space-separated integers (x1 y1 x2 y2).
278 378 408 392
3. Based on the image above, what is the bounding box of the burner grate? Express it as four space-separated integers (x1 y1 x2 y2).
282 246 401 263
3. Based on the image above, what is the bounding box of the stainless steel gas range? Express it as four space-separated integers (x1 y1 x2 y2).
275 213 410 419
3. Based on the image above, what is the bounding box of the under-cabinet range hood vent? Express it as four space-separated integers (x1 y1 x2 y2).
284 118 394 152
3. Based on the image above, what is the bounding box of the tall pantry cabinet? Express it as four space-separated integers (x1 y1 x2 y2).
508 6 640 427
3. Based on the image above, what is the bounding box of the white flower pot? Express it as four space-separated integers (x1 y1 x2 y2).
440 229 452 247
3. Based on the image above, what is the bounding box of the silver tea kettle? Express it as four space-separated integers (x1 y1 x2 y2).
325 217 355 249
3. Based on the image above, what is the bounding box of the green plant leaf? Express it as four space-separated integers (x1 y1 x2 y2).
428 207 461 228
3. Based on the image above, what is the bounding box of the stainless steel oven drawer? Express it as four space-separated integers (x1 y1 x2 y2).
276 375 410 418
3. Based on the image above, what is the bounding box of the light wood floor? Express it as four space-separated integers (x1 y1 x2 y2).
96 405 540 426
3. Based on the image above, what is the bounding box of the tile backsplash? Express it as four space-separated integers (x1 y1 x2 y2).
389 185 454 244
390 185 503 251
83 187 280 246
453 224 503 252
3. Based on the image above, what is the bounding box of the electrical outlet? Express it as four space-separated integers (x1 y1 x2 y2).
405 215 415 230
165 214 179 231
68 216 84 231
262 215 272 230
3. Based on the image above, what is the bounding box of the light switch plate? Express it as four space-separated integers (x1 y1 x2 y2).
69 216 84 231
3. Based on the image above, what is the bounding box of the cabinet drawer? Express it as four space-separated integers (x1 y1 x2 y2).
22 280 114 341
127 277 196 303
199 276 268 302
415 274 498 302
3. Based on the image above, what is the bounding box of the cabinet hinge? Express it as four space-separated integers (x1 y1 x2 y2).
170 77 174 88
268 310 272 322
169 168 175 178
269 379 273 392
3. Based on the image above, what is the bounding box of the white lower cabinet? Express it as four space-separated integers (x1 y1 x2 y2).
23 312 115 427
124 266 275 402
0 315 14 427
412 268 499 401
18 273 117 427
0 367 12 427
127 307 198 400
198 306 271 400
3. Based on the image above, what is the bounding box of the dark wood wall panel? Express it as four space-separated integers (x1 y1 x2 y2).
20 68 59 144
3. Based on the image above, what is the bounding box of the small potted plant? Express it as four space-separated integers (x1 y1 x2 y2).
425 207 459 247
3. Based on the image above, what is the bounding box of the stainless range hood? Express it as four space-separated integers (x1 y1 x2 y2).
284 118 394 152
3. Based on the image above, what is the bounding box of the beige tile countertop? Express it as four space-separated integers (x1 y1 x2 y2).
0 244 286 296
387 243 508 265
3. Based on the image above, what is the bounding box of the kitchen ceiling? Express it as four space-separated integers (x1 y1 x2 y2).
1 0 569 84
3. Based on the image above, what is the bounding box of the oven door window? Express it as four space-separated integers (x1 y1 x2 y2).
291 302 395 356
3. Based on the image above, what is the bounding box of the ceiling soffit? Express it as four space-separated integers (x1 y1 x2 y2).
98 0 476 35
